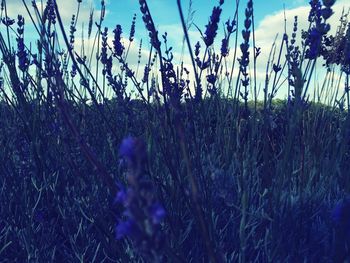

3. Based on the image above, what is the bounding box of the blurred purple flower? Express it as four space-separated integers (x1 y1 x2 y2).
149 203 166 224
332 197 350 227
115 136 166 259
116 219 135 239
119 136 136 160
114 187 128 205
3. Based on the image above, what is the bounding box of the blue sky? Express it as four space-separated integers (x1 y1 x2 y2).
103 0 309 30
5 0 346 58
97 0 310 47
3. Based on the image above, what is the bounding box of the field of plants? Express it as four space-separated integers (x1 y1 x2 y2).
1 0 350 262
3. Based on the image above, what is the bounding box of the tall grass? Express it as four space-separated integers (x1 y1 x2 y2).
0 0 350 262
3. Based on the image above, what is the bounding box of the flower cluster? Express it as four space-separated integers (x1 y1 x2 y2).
160 32 185 108
129 14 136 42
88 9 94 38
340 24 350 74
239 0 253 104
1 16 15 26
100 27 114 79
43 0 56 24
69 15 76 49
332 196 350 261
220 19 236 57
16 15 29 72
286 16 302 97
203 0 224 47
304 0 335 59
115 137 166 260
139 0 161 51
332 197 350 228
100 27 109 68
113 24 124 57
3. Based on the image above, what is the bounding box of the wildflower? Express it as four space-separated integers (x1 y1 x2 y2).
70 63 77 78
203 1 223 47
149 203 166 224
119 136 137 161
239 0 253 90
47 0 56 24
220 37 229 57
115 219 136 239
129 14 136 42
305 28 322 59
139 0 161 51
304 0 334 59
113 24 124 57
308 0 322 23
194 41 200 57
69 15 76 47
220 19 236 58
206 74 216 85
137 39 142 64
332 197 350 262
226 18 236 34
100 0 105 21
2 16 15 27
114 185 128 205
16 15 29 72
142 65 150 83
88 9 94 38
342 24 350 74
100 27 109 68
273 64 282 73
115 136 166 260
332 197 350 228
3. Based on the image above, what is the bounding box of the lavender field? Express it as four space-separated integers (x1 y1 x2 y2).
1 0 350 262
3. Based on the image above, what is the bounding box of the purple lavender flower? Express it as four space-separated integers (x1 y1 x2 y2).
226 18 236 34
115 136 166 260
100 27 109 65
342 24 350 74
119 136 136 160
139 0 161 51
16 15 29 72
113 24 124 57
305 0 334 59
149 203 166 224
305 28 322 59
114 186 128 205
203 2 223 47
115 219 136 239
332 197 350 228
69 14 76 49
47 0 56 24
1 16 15 26
239 0 253 108
220 37 229 57
129 14 136 42
195 41 200 57
332 197 350 262
88 9 94 38
70 63 77 78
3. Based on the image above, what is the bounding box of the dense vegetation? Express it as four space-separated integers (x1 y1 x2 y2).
1 0 350 262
